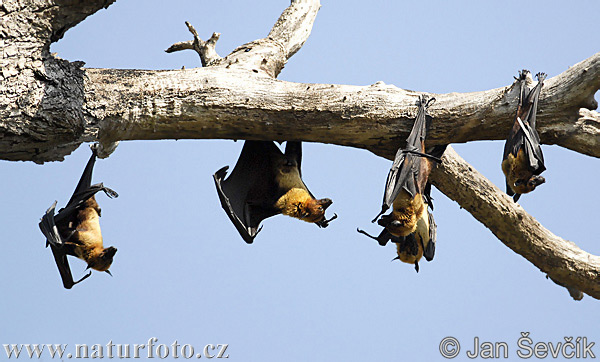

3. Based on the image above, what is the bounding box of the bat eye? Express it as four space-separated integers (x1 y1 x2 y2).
514 180 524 187
318 206 324 212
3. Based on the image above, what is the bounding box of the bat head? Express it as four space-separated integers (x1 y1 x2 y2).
87 246 117 272
380 216 418 238
529 175 546 188
392 234 423 271
514 175 545 194
300 198 332 224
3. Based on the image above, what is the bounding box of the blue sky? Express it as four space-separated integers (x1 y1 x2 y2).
1 1 599 361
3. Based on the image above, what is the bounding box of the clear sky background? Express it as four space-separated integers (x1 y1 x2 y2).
2 1 599 361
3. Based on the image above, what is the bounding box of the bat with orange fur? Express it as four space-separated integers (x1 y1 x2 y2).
214 141 336 244
502 70 546 202
358 96 445 271
39 144 118 289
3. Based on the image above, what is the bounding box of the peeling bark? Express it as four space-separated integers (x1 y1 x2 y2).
2 54 598 162
1 0 599 299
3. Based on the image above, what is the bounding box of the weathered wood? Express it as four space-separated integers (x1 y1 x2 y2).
2 54 598 163
428 147 599 299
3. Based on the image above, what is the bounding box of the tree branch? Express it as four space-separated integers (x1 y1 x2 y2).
41 54 600 160
165 22 222 67
427 147 600 299
164 0 320 78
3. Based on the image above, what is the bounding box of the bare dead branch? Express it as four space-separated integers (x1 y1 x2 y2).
267 0 322 59
428 147 600 300
165 22 222 67
83 55 600 159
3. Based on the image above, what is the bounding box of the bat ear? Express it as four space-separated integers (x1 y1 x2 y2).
105 270 113 277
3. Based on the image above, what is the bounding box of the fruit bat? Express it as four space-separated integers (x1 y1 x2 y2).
358 184 437 272
214 140 336 244
502 70 546 202
39 144 118 289
357 96 446 271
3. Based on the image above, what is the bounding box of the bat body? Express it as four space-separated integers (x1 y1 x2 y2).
358 186 437 272
39 144 118 289
502 70 546 202
214 141 336 244
394 203 436 273
358 96 445 271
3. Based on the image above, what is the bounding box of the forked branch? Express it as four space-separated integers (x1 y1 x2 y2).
165 22 222 67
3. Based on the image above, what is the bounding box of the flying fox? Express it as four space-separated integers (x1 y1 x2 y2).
214 141 336 244
39 144 118 289
358 96 446 271
502 70 547 202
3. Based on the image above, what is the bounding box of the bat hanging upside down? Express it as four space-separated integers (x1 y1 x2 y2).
502 70 546 202
39 144 118 289
214 140 336 244
358 96 446 272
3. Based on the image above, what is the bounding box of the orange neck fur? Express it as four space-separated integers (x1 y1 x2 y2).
275 188 321 223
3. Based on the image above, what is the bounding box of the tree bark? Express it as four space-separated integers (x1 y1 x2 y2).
1 0 599 299
429 147 598 300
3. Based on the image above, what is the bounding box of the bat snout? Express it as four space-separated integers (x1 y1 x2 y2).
318 198 333 210
530 176 545 187
104 246 117 258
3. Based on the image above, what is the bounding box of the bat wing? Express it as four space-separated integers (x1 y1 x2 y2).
214 141 282 244
520 72 546 174
503 71 546 174
54 183 118 225
66 144 99 206
517 117 546 174
56 145 118 224
39 202 91 289
398 97 431 199
423 207 436 262
502 123 524 163
374 97 433 220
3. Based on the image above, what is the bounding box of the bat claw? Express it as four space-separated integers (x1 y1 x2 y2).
74 271 92 285
357 228 376 239
316 213 337 228
103 187 119 199
371 207 387 223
